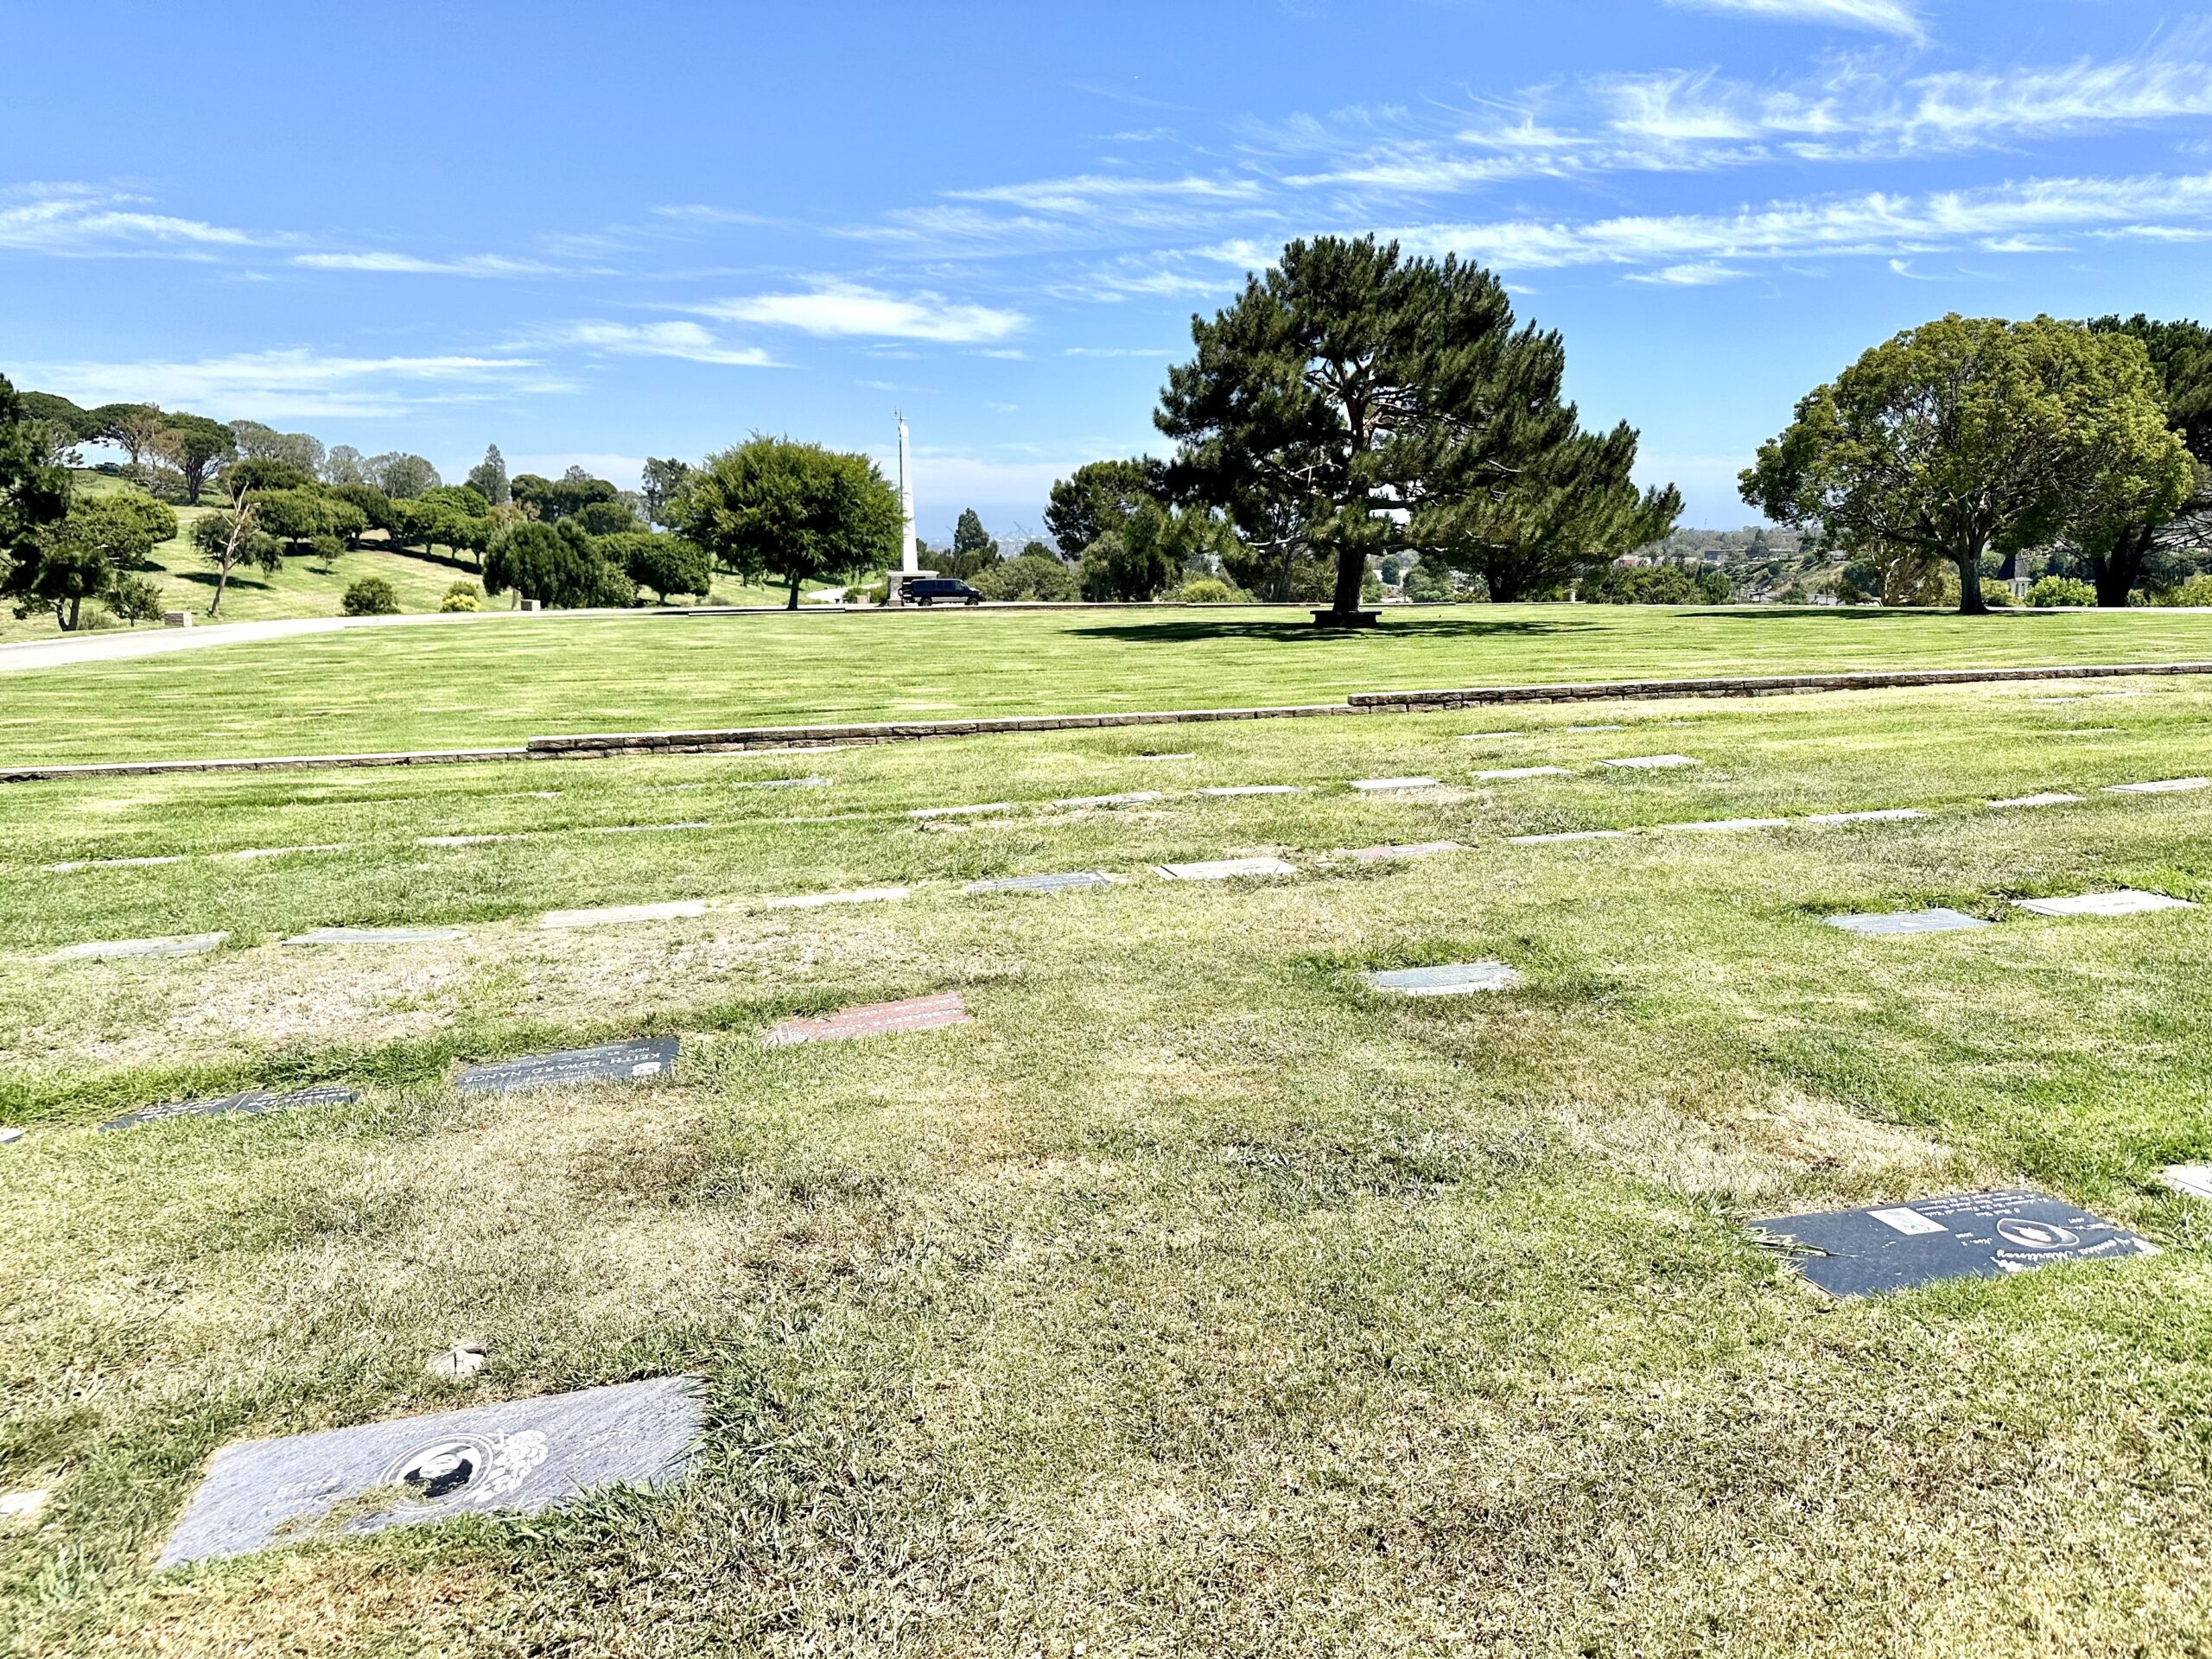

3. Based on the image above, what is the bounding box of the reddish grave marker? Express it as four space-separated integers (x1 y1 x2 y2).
765 992 971 1046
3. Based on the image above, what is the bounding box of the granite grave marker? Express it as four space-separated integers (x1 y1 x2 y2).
1364 961 1522 996
1154 856 1297 880
2161 1166 2212 1204
457 1037 678 1095
100 1085 359 1134
285 926 465 947
1602 754 1701 771
48 932 227 963
156 1376 703 1568
2012 890 2196 919
1825 908 1991 938
963 871 1116 895
1753 1188 2158 1299
1351 777 1441 792
765 992 970 1046
1475 766 1572 782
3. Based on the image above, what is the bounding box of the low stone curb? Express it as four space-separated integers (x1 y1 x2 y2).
4 659 2208 782
1349 660 2212 710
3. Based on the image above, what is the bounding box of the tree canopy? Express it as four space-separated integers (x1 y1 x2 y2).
674 436 900 609
2075 315 2212 604
1156 235 1678 616
1046 459 1166 557
0 372 79 626
1744 314 2194 615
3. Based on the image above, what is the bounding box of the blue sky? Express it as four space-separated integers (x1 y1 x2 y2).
4 0 2209 537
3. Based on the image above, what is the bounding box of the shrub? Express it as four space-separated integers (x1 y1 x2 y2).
341 575 401 616
2027 575 2097 607
975 552 1079 602
441 582 481 613
307 534 346 565
1980 579 2014 609
1174 577 1236 603
2162 573 2212 607
105 572 165 625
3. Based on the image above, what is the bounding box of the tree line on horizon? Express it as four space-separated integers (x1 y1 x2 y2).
7 237 2212 628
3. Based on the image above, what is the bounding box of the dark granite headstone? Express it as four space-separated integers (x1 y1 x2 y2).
157 1376 702 1567
1754 1188 2159 1299
100 1085 359 1134
457 1037 678 1096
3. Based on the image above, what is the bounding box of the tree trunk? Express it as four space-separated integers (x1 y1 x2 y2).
210 557 230 620
2093 528 2151 607
1325 547 1365 618
65 594 81 631
786 572 802 610
1955 554 1989 615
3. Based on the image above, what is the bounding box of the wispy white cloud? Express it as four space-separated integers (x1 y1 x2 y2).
1666 0 1924 39
295 251 558 276
533 320 776 366
1626 261 1751 285
1395 168 2212 272
693 282 1026 343
8 348 550 418
0 184 258 255
949 174 1263 212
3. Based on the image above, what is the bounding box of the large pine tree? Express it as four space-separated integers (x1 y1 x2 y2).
1155 237 1678 618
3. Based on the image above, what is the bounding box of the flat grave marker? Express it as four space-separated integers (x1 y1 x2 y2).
44 855 183 874
420 834 512 848
1475 766 1572 782
285 926 465 947
911 803 1013 819
1510 830 1631 845
1335 840 1465 862
766 992 970 1046
1826 908 1991 938
1141 752 1198 760
541 899 709 930
1566 723 1625 733
1803 808 1927 825
99 1085 359 1134
761 887 909 911
1351 776 1441 792
48 932 227 963
1459 731 1527 741
1990 792 2084 810
1199 785 1304 798
2106 778 2211 796
156 1376 702 1568
457 1037 678 1096
963 871 1116 895
1365 961 1522 997
1754 1189 2158 1299
228 844 346 861
0 1128 24 1146
588 823 712 836
1052 791 1166 808
2160 1166 2212 1204
1602 754 1701 771
732 776 834 790
1669 817 1789 835
2012 890 2196 919
1154 856 1297 881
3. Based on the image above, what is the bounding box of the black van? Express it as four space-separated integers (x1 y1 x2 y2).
906 578 983 607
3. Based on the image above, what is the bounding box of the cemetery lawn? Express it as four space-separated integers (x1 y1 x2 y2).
2 677 2209 1654
12 603 2212 764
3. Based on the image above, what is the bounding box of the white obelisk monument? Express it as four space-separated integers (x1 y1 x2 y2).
896 413 918 578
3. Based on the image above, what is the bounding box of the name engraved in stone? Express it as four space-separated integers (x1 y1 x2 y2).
456 1037 680 1095
1753 1189 2158 1299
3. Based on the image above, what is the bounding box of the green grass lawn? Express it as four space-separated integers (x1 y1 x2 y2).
0 475 836 645
10 603 2212 766
1 679 2209 1653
